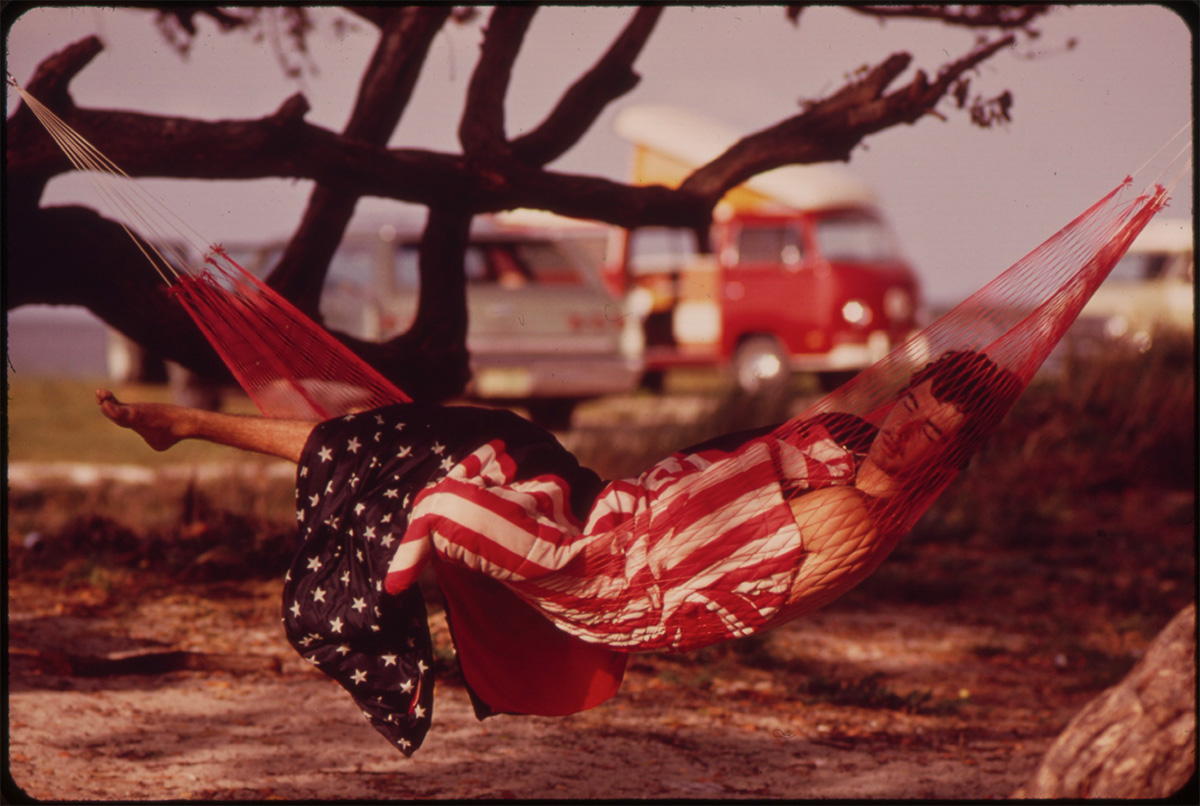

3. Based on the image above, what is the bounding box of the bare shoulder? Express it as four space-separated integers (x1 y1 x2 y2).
786 484 874 523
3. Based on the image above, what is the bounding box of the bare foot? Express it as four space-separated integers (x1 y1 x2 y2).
95 389 191 452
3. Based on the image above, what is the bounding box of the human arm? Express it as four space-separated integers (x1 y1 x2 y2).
785 485 893 611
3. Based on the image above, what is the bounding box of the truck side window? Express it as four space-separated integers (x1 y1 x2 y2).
629 227 698 274
735 225 802 267
394 246 422 290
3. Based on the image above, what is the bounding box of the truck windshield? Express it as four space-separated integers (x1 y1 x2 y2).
397 241 586 288
814 215 899 263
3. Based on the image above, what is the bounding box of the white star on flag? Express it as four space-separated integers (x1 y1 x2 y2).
354 502 366 515
336 644 351 656
347 437 362 453
307 556 322 571
312 587 327 603
431 442 446 455
384 489 399 499
351 597 367 613
318 446 333 462
309 493 320 506
400 679 414 693
381 654 398 666
413 704 426 719
351 669 368 685
330 616 344 633
397 446 412 459
290 601 302 618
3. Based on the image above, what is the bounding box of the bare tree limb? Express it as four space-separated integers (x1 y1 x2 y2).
680 36 1015 203
847 5 1052 32
511 7 663 167
459 6 538 158
266 6 452 316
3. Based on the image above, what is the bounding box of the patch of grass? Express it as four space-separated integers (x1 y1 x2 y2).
918 335 1195 547
6 376 266 466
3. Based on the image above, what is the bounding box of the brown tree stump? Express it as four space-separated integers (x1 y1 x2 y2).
1015 603 1196 799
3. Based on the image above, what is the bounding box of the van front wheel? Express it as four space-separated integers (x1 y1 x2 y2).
732 337 789 395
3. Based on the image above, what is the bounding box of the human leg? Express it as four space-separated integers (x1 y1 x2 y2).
96 389 316 463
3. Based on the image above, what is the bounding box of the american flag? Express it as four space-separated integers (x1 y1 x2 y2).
281 402 609 755
283 403 872 754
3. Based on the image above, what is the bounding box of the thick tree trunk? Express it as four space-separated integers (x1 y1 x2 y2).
1014 603 1196 799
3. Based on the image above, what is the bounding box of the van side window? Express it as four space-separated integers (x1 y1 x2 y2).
735 225 802 266
814 215 898 263
513 242 584 286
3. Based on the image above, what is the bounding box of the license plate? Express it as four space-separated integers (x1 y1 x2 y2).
473 367 534 398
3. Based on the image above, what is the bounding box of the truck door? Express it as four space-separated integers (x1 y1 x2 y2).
722 220 823 358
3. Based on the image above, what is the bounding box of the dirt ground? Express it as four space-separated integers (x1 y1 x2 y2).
8 582 1075 801
6 462 1195 801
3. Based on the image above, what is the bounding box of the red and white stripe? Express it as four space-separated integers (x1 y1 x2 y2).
387 428 855 652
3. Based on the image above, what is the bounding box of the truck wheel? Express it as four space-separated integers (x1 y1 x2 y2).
732 336 789 395
640 369 666 393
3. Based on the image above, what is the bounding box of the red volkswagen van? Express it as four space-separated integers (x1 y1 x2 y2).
606 106 922 392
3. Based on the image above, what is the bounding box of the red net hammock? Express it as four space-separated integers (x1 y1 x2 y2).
12 77 1181 720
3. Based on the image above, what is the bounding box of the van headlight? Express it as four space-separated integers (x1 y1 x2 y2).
841 299 873 328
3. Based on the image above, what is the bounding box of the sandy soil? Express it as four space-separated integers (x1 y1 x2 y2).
8 574 1104 801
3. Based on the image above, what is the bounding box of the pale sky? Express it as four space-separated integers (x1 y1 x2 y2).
5 4 1194 304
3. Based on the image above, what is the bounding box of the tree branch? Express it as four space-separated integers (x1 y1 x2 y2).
847 5 1052 33
680 35 1015 202
510 7 663 167
266 6 452 316
459 6 537 158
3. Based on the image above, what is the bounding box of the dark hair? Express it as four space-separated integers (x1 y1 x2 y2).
905 349 1022 469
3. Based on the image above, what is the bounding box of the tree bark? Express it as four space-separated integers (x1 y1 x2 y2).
1014 603 1196 799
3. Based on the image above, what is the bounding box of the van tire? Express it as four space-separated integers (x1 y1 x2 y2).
732 336 789 396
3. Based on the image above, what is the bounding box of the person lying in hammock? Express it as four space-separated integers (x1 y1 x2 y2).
96 349 1018 748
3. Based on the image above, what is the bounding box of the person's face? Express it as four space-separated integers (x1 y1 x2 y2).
867 380 966 478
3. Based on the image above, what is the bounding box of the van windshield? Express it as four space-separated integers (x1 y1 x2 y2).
814 215 899 263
